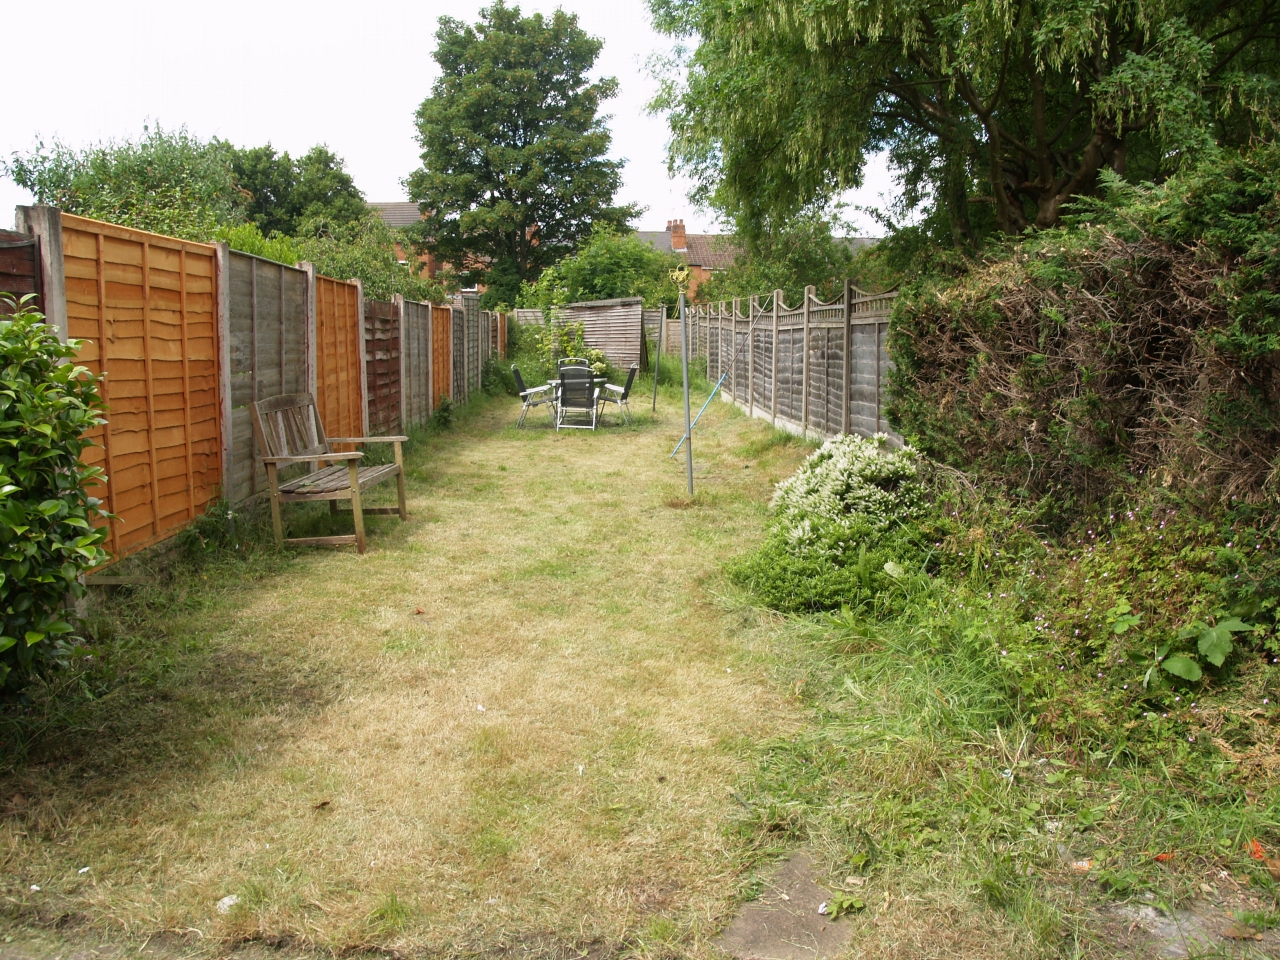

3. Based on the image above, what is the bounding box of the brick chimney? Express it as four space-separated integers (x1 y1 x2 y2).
667 218 687 252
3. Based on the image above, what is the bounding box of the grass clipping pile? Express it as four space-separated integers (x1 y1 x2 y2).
730 431 1280 946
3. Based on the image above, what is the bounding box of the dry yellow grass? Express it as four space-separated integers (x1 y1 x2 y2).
0 390 816 958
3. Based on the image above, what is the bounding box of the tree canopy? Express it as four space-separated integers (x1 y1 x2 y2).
4 127 443 301
517 228 685 308
649 0 1280 248
231 144 367 237
407 0 640 307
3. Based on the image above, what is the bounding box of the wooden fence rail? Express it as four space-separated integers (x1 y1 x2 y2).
676 282 898 442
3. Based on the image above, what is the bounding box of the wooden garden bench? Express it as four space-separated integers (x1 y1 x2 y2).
251 393 407 554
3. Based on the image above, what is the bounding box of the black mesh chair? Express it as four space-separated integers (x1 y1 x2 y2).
598 363 638 424
558 357 589 369
555 364 599 431
512 365 554 428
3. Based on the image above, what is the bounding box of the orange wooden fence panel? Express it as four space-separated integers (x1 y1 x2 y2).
314 275 364 440
60 213 221 561
431 305 453 405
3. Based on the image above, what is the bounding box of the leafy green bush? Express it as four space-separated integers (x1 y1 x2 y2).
513 319 611 383
0 301 110 691
294 215 446 302
730 435 929 612
4 126 241 241
518 227 685 309
212 223 302 266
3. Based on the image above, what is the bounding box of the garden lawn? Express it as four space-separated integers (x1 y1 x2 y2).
0 389 814 957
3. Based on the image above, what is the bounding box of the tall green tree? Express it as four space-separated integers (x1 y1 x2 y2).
649 0 1280 248
407 1 640 307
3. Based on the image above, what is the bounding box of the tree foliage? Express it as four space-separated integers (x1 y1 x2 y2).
5 128 368 245
649 0 1280 248
408 1 640 307
230 144 366 237
294 216 447 303
518 228 684 308
0 300 109 692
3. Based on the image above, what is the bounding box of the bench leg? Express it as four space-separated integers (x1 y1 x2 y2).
348 461 366 554
394 441 407 521
266 463 284 547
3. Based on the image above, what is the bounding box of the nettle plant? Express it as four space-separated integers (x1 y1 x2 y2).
772 434 925 559
0 299 109 691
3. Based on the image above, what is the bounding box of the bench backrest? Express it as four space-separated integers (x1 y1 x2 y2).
252 393 330 461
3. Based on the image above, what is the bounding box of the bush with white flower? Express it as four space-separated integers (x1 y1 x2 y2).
729 434 928 612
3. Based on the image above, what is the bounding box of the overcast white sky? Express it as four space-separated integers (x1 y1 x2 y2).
3 0 895 236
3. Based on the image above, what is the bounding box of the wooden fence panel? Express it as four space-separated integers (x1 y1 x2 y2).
221 249 310 503
60 213 220 561
314 275 364 442
364 298 401 435
0 230 42 305
673 283 898 443
401 298 434 426
463 294 480 395
432 304 453 405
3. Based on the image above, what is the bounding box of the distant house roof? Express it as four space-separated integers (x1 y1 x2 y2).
636 224 741 270
369 202 423 227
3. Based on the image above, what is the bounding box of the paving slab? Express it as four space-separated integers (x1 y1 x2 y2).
715 850 854 960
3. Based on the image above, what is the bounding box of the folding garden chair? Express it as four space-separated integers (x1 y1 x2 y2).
512 365 554 427
598 363 639 424
555 364 600 431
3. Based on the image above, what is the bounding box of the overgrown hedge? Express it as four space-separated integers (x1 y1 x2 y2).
887 145 1280 506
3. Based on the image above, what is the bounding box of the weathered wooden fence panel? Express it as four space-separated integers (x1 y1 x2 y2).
400 297 434 426
680 283 898 443
59 213 221 560
364 298 401 435
0 229 42 306
462 293 480 396
218 247 310 503
314 274 365 442
451 306 467 402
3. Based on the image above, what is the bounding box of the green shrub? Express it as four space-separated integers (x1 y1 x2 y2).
0 300 110 691
730 435 929 612
482 356 516 397
513 319 611 383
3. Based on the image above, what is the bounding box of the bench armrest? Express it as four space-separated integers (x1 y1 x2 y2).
327 436 409 444
262 452 363 464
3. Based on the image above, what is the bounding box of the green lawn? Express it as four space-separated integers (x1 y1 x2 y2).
1 388 819 958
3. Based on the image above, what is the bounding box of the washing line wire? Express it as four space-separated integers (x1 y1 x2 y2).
668 299 777 460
